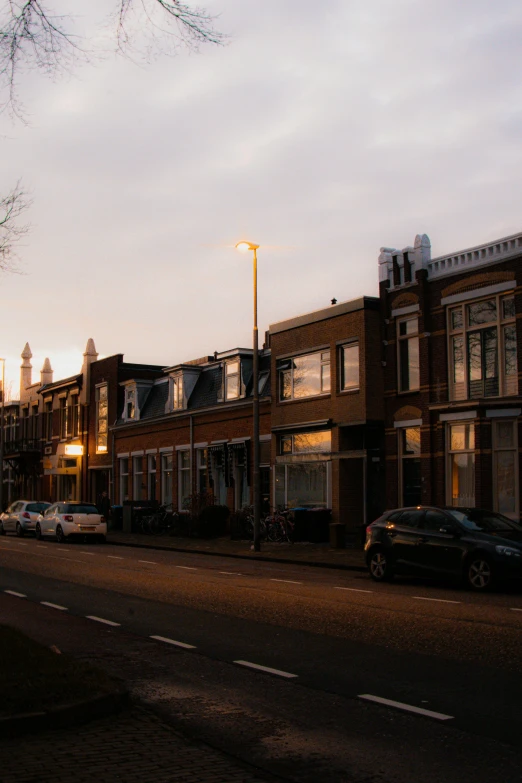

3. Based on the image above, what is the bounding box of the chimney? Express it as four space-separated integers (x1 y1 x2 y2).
81 338 98 404
41 357 53 386
20 343 32 401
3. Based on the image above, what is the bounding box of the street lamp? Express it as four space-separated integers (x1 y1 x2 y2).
0 358 4 513
235 241 261 551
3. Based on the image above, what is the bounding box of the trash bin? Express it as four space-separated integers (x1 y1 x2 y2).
329 522 346 549
308 508 332 542
123 500 158 533
289 507 309 541
110 505 123 531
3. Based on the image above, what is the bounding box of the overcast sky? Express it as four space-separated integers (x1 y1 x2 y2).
1 0 521 396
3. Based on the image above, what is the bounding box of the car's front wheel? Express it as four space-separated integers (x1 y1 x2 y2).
35 523 42 540
466 554 494 591
16 522 24 538
368 547 394 582
56 525 67 544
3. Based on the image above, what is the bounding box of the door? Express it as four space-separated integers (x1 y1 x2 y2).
417 509 465 576
384 508 426 573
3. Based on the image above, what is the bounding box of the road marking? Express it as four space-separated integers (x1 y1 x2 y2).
150 635 196 649
15 542 28 546
86 615 120 626
176 566 197 571
80 552 95 556
270 579 302 585
108 555 123 560
36 545 48 549
358 694 454 720
4 590 26 598
219 571 242 575
138 560 157 565
234 660 298 679
412 596 460 605
510 607 522 612
41 601 68 611
334 587 373 594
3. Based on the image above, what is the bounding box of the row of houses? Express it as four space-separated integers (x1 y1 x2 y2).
2 229 522 532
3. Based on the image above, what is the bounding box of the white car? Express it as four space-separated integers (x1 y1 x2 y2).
0 500 51 537
36 502 107 543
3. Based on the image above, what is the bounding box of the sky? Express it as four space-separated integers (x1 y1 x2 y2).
1 0 522 396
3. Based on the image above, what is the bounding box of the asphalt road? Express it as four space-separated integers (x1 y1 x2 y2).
1 535 522 783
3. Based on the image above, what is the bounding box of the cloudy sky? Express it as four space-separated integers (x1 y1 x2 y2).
1 0 521 395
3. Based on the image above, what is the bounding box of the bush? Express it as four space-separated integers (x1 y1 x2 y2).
196 504 230 538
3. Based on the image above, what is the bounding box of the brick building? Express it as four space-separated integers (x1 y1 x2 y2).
379 231 522 520
110 349 271 515
268 297 385 532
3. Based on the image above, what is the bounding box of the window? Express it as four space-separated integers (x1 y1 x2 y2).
399 427 421 506
447 422 475 507
225 361 240 400
125 388 136 420
133 456 143 500
172 376 183 410
448 294 517 400
30 404 39 440
279 430 331 455
232 445 250 509
161 453 173 505
424 510 451 532
493 420 518 520
397 317 419 392
147 455 157 501
96 385 108 453
396 509 424 527
44 400 52 442
275 463 328 509
178 450 191 511
210 448 227 504
59 397 67 439
198 449 208 494
278 351 331 401
69 394 80 438
119 458 129 504
340 343 359 391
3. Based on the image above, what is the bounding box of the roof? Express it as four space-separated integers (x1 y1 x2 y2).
269 296 380 335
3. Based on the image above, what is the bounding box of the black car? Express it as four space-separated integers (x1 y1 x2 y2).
364 506 522 591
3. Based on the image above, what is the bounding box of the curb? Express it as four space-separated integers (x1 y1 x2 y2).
107 537 367 572
0 687 130 739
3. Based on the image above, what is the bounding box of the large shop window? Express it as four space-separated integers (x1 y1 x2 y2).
397 317 419 392
447 422 475 507
96 385 108 453
278 351 330 401
399 427 421 506
493 419 518 520
448 294 517 400
161 453 173 505
340 343 359 391
275 429 331 509
178 450 191 511
119 458 129 504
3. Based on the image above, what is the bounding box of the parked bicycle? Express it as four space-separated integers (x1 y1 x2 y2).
236 505 267 541
264 507 294 543
141 503 179 535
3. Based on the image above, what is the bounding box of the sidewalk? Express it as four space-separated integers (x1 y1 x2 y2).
107 528 367 571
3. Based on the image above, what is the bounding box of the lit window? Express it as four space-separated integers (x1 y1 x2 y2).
447 422 475 507
397 317 419 392
278 351 331 401
96 385 108 453
172 376 183 409
225 361 240 400
125 388 136 420
399 427 421 506
340 343 359 391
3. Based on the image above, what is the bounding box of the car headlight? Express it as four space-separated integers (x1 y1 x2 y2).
495 545 522 557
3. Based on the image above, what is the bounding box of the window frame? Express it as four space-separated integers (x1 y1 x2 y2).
339 342 360 392
133 455 143 500
277 349 331 402
177 450 191 511
225 360 241 401
446 421 475 507
397 316 420 393
161 453 173 506
147 454 157 501
95 384 108 454
492 419 519 520
398 426 422 507
119 458 129 504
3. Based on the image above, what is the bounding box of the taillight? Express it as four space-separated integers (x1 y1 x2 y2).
63 515 74 522
22 512 31 519
366 524 373 534
100 515 106 523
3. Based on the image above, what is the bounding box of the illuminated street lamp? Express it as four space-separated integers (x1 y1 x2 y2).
235 241 261 551
0 358 4 513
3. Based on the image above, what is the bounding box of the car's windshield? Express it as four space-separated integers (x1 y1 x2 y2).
447 508 521 532
64 504 99 514
26 502 50 513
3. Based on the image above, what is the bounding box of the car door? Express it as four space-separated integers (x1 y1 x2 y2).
42 505 57 536
5 502 21 532
417 509 465 576
384 508 426 573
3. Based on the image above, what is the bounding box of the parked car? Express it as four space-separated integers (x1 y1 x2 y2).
365 506 522 591
0 500 51 537
35 502 107 543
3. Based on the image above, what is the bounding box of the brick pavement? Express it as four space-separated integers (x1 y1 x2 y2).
0 705 276 783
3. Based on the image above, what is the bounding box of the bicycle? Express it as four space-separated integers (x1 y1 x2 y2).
264 508 294 543
235 506 267 541
141 504 178 535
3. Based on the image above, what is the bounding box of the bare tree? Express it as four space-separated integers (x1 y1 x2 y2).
0 180 31 271
0 1 224 264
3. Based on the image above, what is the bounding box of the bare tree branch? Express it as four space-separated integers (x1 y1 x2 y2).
0 180 31 271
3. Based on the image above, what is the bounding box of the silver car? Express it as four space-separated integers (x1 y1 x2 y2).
0 500 51 537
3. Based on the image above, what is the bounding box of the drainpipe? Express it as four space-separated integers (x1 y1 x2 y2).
190 414 194 493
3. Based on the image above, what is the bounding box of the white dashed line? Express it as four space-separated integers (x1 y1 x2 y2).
86 615 120 626
41 601 68 611
36 545 48 549
510 607 522 612
107 556 124 560
270 579 302 585
14 541 28 546
412 596 460 605
358 694 454 720
150 635 196 649
4 589 26 598
176 566 197 571
219 571 242 575
80 552 95 556
234 660 298 679
138 560 157 565
334 587 373 594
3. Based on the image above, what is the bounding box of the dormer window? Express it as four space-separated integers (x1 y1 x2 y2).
225 360 240 400
172 376 183 410
125 388 136 420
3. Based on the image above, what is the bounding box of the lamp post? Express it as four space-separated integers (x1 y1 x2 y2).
0 358 4 513
235 241 261 551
